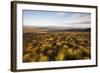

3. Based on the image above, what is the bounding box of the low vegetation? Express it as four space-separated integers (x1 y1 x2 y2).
23 32 91 62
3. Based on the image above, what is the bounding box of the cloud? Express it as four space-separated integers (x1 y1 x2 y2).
62 13 91 28
68 13 91 24
56 12 66 16
23 10 91 29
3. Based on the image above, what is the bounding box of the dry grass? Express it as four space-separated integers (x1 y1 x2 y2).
23 32 91 62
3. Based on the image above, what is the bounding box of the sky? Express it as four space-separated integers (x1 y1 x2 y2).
23 10 91 28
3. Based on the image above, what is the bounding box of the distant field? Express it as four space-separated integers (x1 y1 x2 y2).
23 31 91 62
23 26 91 33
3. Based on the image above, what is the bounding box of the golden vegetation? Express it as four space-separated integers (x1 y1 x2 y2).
23 32 91 62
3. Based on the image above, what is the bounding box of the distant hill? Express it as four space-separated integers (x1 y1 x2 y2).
47 28 91 32
23 26 91 33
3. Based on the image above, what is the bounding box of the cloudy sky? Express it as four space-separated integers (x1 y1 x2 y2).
23 10 91 28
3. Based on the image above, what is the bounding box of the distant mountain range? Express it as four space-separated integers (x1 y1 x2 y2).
23 26 91 33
